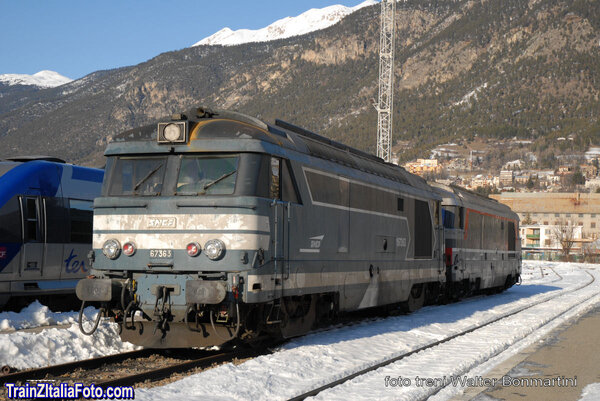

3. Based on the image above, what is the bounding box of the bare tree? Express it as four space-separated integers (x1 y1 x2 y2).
583 240 600 263
551 219 576 261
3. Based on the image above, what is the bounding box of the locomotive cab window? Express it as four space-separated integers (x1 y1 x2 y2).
270 157 280 199
176 155 239 195
107 156 167 196
266 157 301 203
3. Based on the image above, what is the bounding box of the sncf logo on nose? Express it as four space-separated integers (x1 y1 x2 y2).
0 247 7 259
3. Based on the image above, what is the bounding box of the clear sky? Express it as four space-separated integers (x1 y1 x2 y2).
0 0 365 80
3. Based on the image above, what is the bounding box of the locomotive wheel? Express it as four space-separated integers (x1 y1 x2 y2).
402 284 425 313
280 295 317 338
504 275 513 290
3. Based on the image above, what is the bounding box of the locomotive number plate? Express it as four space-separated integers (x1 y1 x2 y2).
149 249 173 258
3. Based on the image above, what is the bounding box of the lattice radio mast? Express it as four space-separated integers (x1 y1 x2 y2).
375 0 396 163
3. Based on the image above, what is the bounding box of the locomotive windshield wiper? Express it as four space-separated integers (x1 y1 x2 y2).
133 163 164 191
203 169 236 191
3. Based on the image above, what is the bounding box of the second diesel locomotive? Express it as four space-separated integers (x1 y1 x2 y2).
76 108 521 347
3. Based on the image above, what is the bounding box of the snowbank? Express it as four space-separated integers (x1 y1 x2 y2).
0 301 89 331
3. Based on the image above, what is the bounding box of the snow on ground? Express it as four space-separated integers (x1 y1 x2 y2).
580 383 600 401
452 83 488 107
1 262 596 399
317 265 599 400
137 261 599 401
0 306 138 370
0 301 88 331
0 320 138 370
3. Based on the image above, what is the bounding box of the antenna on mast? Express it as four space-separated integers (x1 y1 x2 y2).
374 0 396 163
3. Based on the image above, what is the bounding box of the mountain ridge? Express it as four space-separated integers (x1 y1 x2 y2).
193 0 377 46
0 0 598 170
0 70 72 88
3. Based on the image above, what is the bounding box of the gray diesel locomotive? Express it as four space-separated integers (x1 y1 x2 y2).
76 108 520 347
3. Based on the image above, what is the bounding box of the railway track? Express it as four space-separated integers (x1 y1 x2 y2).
0 346 265 391
288 267 594 401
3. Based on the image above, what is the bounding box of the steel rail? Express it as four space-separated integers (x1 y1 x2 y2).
1 347 267 390
95 348 262 389
0 349 154 384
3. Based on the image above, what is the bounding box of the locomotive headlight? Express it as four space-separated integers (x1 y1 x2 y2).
102 239 121 260
157 121 188 143
164 124 181 141
204 239 225 260
186 242 201 257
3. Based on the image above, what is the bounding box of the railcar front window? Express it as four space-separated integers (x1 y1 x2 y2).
108 157 167 196
176 156 239 195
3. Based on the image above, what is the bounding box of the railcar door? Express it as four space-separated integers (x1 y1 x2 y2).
19 196 44 281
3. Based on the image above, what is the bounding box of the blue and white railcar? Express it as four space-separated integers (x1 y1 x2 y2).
0 157 103 307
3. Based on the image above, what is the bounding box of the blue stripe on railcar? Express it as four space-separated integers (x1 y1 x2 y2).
71 165 103 183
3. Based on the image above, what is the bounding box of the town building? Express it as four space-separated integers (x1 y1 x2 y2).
585 177 600 191
491 193 600 245
404 158 443 176
585 146 600 161
499 170 514 187
520 224 584 258
579 164 598 179
556 165 574 176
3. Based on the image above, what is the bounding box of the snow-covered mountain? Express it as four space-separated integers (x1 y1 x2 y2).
0 70 72 88
193 0 378 47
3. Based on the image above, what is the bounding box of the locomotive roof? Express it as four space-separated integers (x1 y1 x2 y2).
430 182 519 221
107 107 432 193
